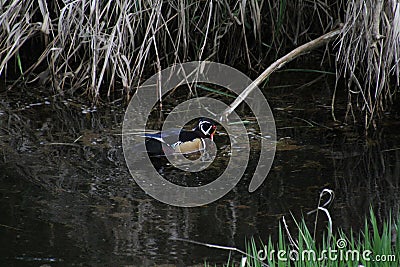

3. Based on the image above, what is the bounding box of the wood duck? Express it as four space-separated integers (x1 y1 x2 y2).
144 118 217 156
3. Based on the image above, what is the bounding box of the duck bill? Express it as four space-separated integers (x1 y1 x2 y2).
210 126 217 141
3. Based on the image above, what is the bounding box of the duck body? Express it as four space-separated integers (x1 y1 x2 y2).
144 119 216 156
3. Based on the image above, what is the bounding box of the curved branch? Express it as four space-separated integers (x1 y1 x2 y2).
221 25 344 120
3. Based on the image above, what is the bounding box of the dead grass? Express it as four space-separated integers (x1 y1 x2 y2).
0 0 399 127
0 0 334 97
336 0 400 128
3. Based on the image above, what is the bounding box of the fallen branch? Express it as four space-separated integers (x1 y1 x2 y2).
221 25 344 119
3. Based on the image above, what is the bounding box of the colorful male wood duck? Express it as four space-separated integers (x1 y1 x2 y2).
144 118 217 156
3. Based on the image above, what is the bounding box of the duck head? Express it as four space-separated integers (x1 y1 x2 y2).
193 118 217 140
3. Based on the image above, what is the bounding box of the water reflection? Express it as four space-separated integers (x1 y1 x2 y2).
0 88 399 266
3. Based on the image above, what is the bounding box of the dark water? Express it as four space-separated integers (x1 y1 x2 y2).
1 74 400 266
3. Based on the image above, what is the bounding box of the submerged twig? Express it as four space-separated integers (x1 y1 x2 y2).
307 188 335 244
170 237 265 264
171 237 248 254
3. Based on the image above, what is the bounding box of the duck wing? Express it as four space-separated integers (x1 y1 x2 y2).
144 128 183 145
